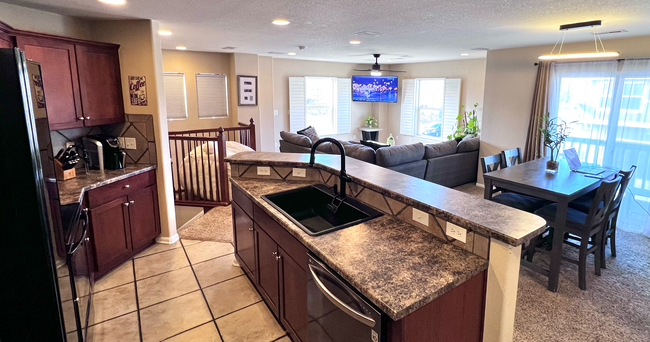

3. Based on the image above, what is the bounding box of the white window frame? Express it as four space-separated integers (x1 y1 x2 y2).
289 77 351 135
196 73 229 119
305 76 338 135
414 78 446 141
163 72 188 121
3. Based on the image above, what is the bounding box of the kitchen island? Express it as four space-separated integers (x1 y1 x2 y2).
227 152 546 342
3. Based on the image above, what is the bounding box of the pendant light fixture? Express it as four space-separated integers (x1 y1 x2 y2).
538 20 620 60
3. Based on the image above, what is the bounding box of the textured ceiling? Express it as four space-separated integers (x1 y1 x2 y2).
2 0 649 64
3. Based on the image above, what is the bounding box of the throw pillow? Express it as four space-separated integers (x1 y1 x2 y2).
457 136 480 153
297 126 320 144
280 131 312 147
375 143 425 167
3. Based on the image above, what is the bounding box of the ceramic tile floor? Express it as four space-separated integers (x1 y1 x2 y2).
60 239 289 342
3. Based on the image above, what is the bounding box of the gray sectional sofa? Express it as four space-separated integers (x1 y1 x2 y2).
279 131 480 188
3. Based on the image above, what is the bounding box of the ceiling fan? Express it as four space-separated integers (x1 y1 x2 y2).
354 54 406 76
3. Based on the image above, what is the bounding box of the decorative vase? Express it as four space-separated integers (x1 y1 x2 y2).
546 160 559 174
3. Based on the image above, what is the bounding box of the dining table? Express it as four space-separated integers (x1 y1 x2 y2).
482 157 617 292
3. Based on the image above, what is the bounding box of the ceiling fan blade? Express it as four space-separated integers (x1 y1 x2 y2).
353 69 373 71
380 70 406 73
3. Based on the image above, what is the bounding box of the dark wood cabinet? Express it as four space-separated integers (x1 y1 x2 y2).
0 31 12 48
279 246 308 342
75 44 124 126
16 36 84 130
90 196 132 275
128 185 160 252
233 203 256 280
256 226 280 318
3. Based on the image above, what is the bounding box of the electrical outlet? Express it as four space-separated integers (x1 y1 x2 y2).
274 110 279 116
446 223 467 243
412 208 429 226
257 166 271 176
292 168 306 178
118 137 126 148
124 137 137 150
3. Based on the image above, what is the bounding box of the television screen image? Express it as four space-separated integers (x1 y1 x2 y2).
352 75 398 103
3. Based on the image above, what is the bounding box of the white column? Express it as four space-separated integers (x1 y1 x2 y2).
483 239 522 342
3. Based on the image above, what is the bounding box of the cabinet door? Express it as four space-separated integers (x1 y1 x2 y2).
0 31 12 48
16 36 83 130
89 196 131 275
279 247 308 342
233 203 256 280
128 185 160 252
75 44 124 126
256 226 279 318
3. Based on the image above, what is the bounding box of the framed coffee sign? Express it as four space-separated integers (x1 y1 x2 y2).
129 76 148 106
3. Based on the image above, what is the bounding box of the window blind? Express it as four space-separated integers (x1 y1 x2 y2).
289 77 306 132
443 78 462 139
196 74 228 118
163 73 188 120
400 79 416 135
336 78 352 134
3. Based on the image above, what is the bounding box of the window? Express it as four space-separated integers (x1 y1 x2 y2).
400 78 461 141
196 73 228 118
163 72 188 120
289 77 351 135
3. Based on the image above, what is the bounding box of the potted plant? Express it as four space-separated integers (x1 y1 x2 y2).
539 114 572 173
364 115 378 128
447 103 480 141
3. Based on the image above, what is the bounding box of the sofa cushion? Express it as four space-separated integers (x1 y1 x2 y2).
375 143 425 167
457 136 480 153
387 160 428 179
424 140 458 159
280 131 312 147
297 126 319 144
345 144 376 164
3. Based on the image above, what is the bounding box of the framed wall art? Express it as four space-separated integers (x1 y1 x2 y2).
237 75 258 106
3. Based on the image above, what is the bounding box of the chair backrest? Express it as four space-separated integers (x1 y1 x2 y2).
585 175 622 228
480 154 502 174
611 165 637 212
500 148 521 168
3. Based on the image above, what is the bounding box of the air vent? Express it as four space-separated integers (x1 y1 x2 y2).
356 31 382 36
267 51 285 55
222 46 236 50
591 29 628 35
471 47 490 51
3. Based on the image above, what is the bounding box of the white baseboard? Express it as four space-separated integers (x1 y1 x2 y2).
475 182 485 188
156 233 179 245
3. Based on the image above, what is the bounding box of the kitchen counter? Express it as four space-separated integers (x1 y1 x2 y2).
227 152 547 246
231 177 489 321
57 164 157 205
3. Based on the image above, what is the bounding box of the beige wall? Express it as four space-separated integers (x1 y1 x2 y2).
232 53 261 150
387 58 487 146
258 56 275 151
0 2 90 40
480 35 650 183
161 50 235 131
272 58 378 148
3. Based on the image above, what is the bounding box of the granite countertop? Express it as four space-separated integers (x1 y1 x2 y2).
58 164 157 205
231 178 489 321
227 152 547 246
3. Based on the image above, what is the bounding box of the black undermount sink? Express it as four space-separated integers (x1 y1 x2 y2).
262 183 383 236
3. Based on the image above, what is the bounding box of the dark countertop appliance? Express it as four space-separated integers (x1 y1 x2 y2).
83 135 126 170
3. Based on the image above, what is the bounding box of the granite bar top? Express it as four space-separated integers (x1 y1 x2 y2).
231 178 489 321
58 164 157 205
227 152 547 246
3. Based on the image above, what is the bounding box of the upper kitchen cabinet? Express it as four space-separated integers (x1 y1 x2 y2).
16 36 84 130
76 44 124 126
0 22 13 48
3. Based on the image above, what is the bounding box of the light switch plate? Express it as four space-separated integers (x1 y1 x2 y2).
292 168 306 178
274 110 279 116
412 208 429 226
257 166 271 176
124 137 136 150
446 223 467 243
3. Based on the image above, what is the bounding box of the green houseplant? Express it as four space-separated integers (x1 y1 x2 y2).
539 114 572 173
364 115 378 128
447 103 480 140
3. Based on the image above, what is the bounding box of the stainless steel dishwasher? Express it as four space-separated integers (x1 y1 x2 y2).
307 254 385 342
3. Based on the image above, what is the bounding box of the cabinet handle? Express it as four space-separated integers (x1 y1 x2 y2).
248 227 254 231
82 208 89 213
124 202 130 207
78 117 85 121
124 185 130 188
272 251 278 256
276 255 282 261
85 116 91 120
130 200 135 204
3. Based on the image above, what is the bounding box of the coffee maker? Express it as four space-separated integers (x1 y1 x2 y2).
82 135 127 170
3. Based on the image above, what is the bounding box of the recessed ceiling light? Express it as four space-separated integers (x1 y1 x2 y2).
98 0 125 4
272 19 290 26
460 53 470 56
349 40 361 45
158 30 172 36
288 52 296 56
386 59 393 62
176 46 187 50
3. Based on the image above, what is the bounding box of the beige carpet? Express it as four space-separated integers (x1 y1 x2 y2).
178 205 233 243
453 183 650 342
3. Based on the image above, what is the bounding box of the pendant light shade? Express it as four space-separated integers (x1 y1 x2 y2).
538 20 620 60
538 51 620 60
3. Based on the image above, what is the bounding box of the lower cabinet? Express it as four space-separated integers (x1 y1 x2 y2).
88 171 160 277
255 226 280 317
233 203 256 280
279 246 309 341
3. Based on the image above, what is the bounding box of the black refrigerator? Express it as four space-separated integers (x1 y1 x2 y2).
0 48 94 341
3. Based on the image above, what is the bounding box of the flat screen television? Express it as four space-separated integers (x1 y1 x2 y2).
352 75 398 103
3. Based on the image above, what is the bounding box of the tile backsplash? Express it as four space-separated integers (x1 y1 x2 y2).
50 114 156 167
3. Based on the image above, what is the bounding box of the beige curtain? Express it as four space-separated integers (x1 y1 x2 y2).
523 61 552 162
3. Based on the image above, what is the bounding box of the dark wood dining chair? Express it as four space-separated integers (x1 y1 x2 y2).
533 175 622 290
481 154 548 213
568 165 637 268
500 147 522 168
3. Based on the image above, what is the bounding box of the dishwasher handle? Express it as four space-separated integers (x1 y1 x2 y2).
309 263 376 328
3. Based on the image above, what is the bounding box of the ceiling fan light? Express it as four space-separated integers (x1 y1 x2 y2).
538 51 619 60
370 71 382 76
